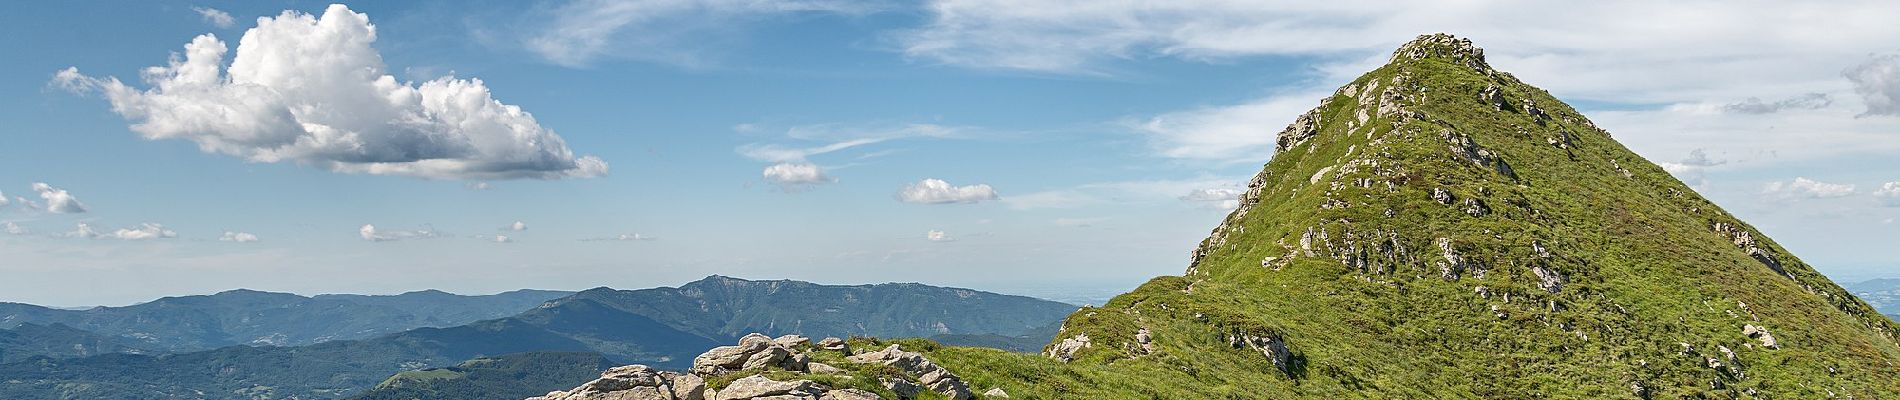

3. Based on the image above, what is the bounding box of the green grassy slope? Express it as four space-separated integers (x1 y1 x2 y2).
910 34 1900 399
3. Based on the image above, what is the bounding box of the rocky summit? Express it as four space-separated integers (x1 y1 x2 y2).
533 333 982 400
533 33 1900 399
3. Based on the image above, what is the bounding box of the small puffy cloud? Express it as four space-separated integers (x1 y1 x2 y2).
1679 149 1726 167
1846 53 1900 117
31 183 87 214
466 182 493 191
1875 182 1900 207
193 6 235 28
1180 186 1243 210
1722 93 1831 114
925 230 953 242
56 5 607 180
505 221 527 231
491 235 513 243
0 191 8 207
897 178 999 204
582 233 656 241
1763 177 1855 199
71 222 177 240
762 162 834 188
220 231 260 243
359 224 442 242
3 222 27 235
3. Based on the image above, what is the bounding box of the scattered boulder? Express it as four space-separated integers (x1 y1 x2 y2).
716 375 825 400
1045 334 1092 362
850 344 973 400
1224 329 1292 373
819 389 880 400
773 334 811 348
983 388 1010 398
817 337 848 352
807 362 847 375
1744 325 1780 349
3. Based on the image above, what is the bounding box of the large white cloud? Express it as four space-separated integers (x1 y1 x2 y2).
56 5 607 180
897 178 998 204
31 183 87 214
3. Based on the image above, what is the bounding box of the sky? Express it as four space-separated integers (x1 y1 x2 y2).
3 0 1900 307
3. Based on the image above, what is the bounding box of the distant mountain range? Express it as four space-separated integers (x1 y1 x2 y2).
0 276 1075 399
0 288 573 353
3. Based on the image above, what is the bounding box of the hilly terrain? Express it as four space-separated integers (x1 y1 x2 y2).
548 34 1900 399
0 323 145 364
0 288 572 354
349 352 616 400
0 276 1074 399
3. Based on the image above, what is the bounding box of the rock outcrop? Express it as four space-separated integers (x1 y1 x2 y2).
537 334 977 400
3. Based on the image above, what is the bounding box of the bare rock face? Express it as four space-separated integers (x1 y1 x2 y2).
1225 330 1292 373
540 334 898 400
715 375 824 400
529 365 689 400
1044 334 1091 362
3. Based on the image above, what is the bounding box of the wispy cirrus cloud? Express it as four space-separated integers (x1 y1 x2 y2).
523 0 889 67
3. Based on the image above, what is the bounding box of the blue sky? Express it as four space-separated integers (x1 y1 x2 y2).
3 0 1900 306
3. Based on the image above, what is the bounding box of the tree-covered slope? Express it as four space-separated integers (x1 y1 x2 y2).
349 352 614 400
907 34 1900 399
0 323 146 364
0 288 573 353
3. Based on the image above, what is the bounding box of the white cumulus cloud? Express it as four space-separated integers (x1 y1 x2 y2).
220 231 260 243
3 222 27 235
1763 177 1856 199
359 224 442 242
505 221 528 231
31 183 87 214
1875 182 1900 207
925 230 952 242
71 222 177 240
762 162 834 188
193 6 236 28
55 5 607 180
897 178 999 204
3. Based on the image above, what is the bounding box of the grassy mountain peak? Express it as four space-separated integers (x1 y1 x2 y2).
902 33 1900 398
